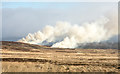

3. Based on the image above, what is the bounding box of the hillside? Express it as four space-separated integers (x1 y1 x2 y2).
77 42 118 49
1 41 119 72
2 41 49 51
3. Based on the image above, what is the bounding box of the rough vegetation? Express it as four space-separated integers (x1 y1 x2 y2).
1 41 119 72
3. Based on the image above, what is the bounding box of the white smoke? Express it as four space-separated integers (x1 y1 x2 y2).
18 16 118 48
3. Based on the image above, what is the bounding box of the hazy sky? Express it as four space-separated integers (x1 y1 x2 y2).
2 2 117 41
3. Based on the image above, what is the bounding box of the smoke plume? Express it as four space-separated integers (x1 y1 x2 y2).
18 16 118 48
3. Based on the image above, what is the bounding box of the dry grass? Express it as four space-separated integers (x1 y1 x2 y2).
1 41 119 72
2 61 118 72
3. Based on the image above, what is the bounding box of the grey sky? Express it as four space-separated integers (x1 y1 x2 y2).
2 2 117 41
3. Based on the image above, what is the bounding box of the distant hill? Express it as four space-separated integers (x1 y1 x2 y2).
1 41 118 50
1 41 73 51
1 41 49 51
77 42 118 49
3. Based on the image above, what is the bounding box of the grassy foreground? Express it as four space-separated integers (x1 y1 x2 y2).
1 41 119 72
